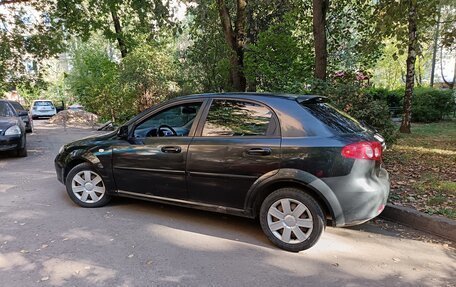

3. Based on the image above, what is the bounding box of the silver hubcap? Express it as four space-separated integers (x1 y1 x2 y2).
71 170 105 203
267 198 313 244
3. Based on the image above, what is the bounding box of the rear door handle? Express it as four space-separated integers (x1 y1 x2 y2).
247 147 272 156
161 146 182 153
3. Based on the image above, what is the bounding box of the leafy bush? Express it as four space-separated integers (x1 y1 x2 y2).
363 87 403 108
365 87 455 123
119 44 177 114
412 88 455 122
66 42 128 122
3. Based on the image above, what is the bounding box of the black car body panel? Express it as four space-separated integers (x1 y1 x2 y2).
55 93 390 226
0 101 26 152
8 100 32 132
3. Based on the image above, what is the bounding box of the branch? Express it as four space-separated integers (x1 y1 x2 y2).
0 0 32 5
216 0 236 51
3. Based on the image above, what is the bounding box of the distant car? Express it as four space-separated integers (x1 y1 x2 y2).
31 100 57 119
8 100 33 133
55 93 390 252
0 100 27 157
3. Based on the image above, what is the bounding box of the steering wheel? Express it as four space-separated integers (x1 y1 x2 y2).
158 124 177 137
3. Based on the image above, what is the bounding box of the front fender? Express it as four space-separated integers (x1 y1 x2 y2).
244 168 345 226
65 147 116 193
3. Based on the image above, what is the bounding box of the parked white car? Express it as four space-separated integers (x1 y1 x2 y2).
31 100 57 119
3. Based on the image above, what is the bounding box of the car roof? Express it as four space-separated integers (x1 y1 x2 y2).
171 92 326 104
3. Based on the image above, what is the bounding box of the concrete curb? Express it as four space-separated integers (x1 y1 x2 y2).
380 203 456 242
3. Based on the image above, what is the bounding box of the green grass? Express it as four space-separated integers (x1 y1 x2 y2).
410 120 456 137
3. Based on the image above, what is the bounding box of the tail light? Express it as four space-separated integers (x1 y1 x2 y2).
341 141 382 161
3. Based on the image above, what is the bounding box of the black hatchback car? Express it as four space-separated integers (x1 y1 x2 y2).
0 100 27 157
55 93 389 251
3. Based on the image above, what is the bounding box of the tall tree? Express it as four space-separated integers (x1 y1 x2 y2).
312 0 328 80
376 0 438 133
215 0 247 91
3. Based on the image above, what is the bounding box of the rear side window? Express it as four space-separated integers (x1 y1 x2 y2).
302 103 366 134
34 101 54 107
202 100 273 137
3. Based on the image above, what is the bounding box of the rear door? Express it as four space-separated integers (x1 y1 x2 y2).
187 98 281 209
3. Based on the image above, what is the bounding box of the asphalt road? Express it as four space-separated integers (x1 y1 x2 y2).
0 120 455 287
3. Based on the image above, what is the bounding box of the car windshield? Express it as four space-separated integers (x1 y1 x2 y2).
34 101 54 107
302 103 367 134
0 102 15 117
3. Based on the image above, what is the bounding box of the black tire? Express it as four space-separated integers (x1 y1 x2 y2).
16 147 27 157
259 188 325 252
16 137 27 157
65 163 111 208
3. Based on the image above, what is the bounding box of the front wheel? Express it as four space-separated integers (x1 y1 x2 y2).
65 163 111 208
259 188 325 252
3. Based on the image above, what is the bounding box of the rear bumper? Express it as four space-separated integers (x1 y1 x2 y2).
32 110 56 117
0 135 22 151
322 161 390 227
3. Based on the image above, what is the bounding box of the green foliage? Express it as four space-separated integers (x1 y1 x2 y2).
0 2 64 89
51 0 173 54
119 44 177 112
244 21 311 93
66 40 178 122
412 88 455 122
181 1 232 93
66 41 128 122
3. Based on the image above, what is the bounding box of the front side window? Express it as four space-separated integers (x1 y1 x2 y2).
10 102 25 112
202 100 273 137
0 102 15 117
134 102 202 138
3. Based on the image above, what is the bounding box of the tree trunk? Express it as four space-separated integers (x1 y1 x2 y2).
430 5 441 87
111 9 128 58
399 0 418 134
312 0 328 81
216 0 247 92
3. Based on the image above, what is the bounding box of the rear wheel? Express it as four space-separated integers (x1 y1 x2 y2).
65 163 111 208
259 188 325 252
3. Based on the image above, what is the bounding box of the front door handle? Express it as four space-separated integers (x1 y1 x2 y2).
161 146 182 153
246 147 272 156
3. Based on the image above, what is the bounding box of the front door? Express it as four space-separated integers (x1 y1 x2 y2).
187 99 281 209
112 100 205 199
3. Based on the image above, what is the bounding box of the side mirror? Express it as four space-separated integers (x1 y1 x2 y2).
117 125 129 139
18 111 28 117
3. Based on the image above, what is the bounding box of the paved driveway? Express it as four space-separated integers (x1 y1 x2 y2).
0 120 454 287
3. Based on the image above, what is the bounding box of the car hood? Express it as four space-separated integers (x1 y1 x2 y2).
65 130 118 149
0 117 19 130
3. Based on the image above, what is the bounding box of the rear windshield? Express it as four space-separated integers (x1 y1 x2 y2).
34 101 54 107
302 103 366 134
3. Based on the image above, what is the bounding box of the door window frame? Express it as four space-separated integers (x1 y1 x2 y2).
194 98 281 138
129 98 210 139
